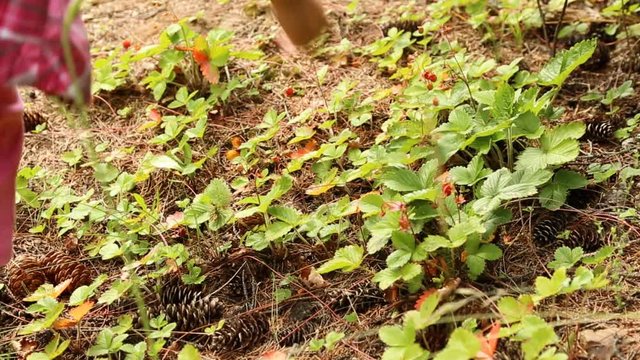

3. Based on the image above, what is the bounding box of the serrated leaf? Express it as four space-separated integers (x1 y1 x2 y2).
380 167 424 192
548 246 583 270
204 178 232 208
268 205 301 225
539 38 598 87
379 325 415 347
149 155 182 171
434 328 481 360
535 268 568 300
93 163 120 183
400 263 422 281
373 267 402 289
492 83 515 120
387 249 412 268
265 221 293 242
450 156 491 186
517 122 585 171
466 255 485 278
317 245 364 274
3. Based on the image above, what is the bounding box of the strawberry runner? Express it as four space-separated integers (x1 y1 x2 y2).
0 0 92 266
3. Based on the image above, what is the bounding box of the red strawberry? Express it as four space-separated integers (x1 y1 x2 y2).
122 39 132 49
284 87 295 97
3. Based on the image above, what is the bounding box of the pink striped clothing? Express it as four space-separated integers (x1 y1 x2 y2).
0 0 92 266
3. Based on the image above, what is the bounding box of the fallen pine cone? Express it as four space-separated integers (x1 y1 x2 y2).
23 110 47 133
7 255 47 298
41 250 91 293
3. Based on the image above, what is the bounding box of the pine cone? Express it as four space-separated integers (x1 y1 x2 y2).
23 110 46 133
565 218 602 251
7 256 47 297
205 312 270 351
40 250 91 293
278 319 320 346
327 283 385 314
583 121 616 142
160 277 205 305
382 19 423 36
494 338 523 360
162 296 224 332
532 211 573 246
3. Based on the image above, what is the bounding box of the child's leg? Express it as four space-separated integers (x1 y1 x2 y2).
0 86 23 266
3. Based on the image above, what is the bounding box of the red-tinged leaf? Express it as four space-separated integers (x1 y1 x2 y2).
260 350 288 360
164 212 184 229
399 213 411 231
383 201 406 212
199 61 220 84
476 321 501 360
415 289 437 310
192 49 209 66
149 108 162 122
290 139 317 159
53 301 95 329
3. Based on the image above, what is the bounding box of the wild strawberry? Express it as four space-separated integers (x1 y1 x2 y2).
284 87 295 97
122 39 132 49
225 149 240 161
399 213 411 231
427 82 434 90
422 70 437 82
432 97 440 106
231 136 243 149
442 182 454 197
455 194 466 205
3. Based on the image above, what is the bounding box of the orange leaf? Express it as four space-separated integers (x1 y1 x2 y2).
414 289 436 310
289 139 317 159
476 321 501 360
199 61 220 85
53 301 95 329
192 49 209 65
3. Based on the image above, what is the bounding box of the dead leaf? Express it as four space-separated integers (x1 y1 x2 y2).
302 267 326 288
260 350 288 360
53 301 95 329
11 338 38 358
476 321 501 360
580 328 626 360
166 259 180 273
290 139 318 159
305 183 336 196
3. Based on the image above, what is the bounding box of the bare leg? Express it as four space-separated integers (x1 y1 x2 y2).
0 86 23 266
271 0 328 46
